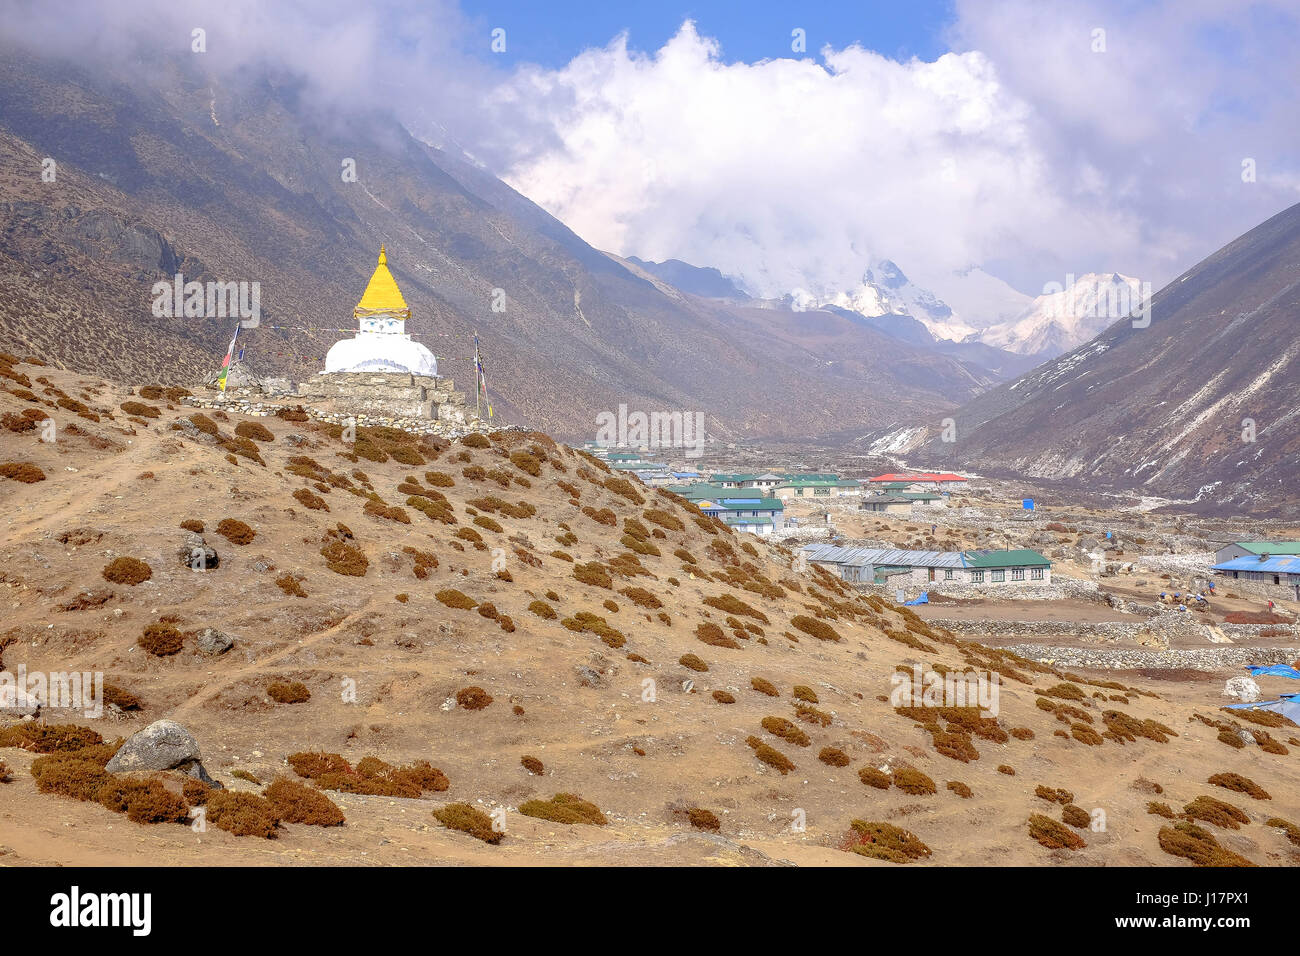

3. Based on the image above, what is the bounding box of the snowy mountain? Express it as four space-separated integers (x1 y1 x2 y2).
976 272 1146 356
793 261 1144 360
793 259 981 342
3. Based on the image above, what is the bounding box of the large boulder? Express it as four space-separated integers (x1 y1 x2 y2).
1222 676 1261 702
196 627 233 656
105 719 218 785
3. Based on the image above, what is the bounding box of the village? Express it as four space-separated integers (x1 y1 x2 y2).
580 441 1300 692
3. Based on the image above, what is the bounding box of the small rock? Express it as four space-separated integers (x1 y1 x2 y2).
177 532 219 571
1222 676 1261 702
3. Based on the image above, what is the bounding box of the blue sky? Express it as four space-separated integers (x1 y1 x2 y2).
460 0 956 66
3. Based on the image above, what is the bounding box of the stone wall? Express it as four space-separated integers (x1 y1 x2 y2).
851 576 1101 602
295 372 468 422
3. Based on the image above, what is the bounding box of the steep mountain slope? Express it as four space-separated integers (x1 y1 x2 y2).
0 47 985 442
4 359 1300 866
904 202 1300 515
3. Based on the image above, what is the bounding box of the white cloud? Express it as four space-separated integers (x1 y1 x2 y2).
490 4 1300 306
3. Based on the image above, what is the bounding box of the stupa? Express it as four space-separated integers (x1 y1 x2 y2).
296 245 468 424
324 245 438 376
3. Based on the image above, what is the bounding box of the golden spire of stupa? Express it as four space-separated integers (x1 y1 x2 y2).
354 244 411 319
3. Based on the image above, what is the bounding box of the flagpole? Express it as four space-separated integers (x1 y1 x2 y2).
474 333 481 421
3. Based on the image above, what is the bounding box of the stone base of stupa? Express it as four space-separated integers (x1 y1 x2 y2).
295 371 468 422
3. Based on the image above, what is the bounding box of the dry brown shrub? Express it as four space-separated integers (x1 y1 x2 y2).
0 461 45 482
437 589 478 610
702 594 769 623
120 400 160 418
519 793 607 825
268 680 311 704
216 518 256 545
1158 821 1253 866
102 556 151 585
521 755 544 775
139 623 183 656
433 802 503 843
679 653 709 672
746 735 795 774
792 685 819 704
1183 795 1250 829
96 777 189 824
859 766 891 789
844 820 932 863
695 622 740 649
207 790 279 838
761 716 811 747
1028 813 1085 850
946 780 973 798
573 562 613 588
687 807 720 831
293 488 329 511
1208 772 1270 800
529 600 557 619
264 776 345 826
893 767 937 795
791 614 842 642
457 686 494 710
1061 804 1091 828
235 421 274 442
818 747 850 767
751 677 779 697
276 573 307 597
320 541 368 576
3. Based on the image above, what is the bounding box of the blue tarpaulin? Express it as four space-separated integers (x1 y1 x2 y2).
1225 694 1300 723
1245 664 1300 679
903 592 929 606
1022 499 1034 510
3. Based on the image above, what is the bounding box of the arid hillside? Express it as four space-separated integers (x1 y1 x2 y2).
3 354 1300 867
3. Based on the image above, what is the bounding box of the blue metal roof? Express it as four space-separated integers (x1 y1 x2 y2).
1213 555 1300 574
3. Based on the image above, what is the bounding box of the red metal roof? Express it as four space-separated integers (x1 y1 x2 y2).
867 472 967 482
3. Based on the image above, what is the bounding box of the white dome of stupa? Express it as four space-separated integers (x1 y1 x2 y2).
323 245 438 377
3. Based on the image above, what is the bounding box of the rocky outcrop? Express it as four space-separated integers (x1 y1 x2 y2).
105 719 219 785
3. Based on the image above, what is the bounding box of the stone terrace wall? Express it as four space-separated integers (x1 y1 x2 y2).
296 372 467 422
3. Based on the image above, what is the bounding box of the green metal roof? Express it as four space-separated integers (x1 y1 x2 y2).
1235 542 1300 555
665 483 730 499
724 516 774 525
899 492 941 500
963 548 1050 568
